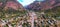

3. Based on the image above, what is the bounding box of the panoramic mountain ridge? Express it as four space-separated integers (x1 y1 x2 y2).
26 0 60 11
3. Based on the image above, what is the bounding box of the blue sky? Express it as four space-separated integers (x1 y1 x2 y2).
17 0 44 6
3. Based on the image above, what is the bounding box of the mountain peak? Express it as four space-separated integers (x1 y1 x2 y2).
0 0 25 11
26 0 60 11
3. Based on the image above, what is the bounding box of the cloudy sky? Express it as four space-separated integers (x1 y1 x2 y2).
17 0 44 6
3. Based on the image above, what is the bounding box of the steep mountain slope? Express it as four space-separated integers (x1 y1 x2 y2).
0 0 27 19
26 0 60 11
0 0 25 11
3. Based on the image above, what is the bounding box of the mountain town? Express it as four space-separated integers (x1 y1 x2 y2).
0 0 60 27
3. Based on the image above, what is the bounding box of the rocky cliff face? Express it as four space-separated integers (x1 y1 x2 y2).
26 0 60 11
0 0 25 11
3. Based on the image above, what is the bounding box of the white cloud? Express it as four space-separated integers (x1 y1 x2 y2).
17 0 35 6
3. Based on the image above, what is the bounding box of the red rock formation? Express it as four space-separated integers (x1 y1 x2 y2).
5 1 23 10
0 0 25 11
